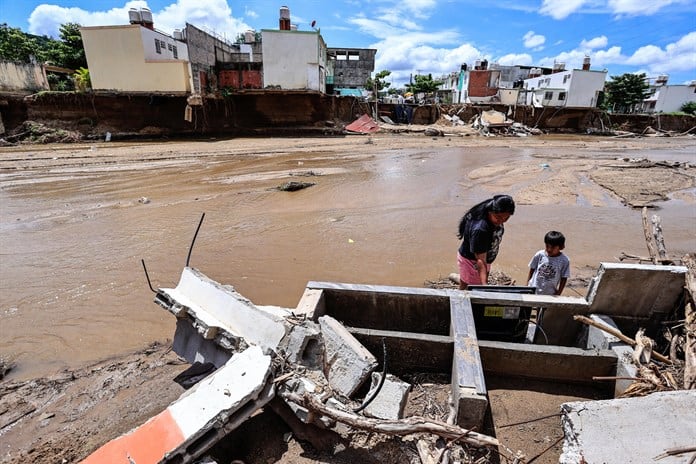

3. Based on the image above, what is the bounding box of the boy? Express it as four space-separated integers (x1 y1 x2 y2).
527 231 570 296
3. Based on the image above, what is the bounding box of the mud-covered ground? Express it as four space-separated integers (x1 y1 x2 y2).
1 130 695 463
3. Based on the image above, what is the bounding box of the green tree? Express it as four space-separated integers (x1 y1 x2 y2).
49 23 87 70
0 23 44 62
680 101 696 115
366 70 391 95
405 73 442 94
604 73 649 114
73 67 91 91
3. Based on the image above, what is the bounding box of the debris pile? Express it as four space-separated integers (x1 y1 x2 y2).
2 120 83 145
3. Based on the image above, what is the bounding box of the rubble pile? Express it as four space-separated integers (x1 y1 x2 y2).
2 120 83 144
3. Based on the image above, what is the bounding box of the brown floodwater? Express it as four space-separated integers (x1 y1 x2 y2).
1 136 694 380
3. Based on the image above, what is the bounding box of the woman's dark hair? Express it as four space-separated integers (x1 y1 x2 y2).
457 195 515 239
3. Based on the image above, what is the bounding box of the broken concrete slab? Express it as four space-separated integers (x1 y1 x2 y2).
81 345 273 464
363 373 411 420
560 391 696 464
319 315 378 397
586 262 687 318
281 320 324 368
156 267 287 353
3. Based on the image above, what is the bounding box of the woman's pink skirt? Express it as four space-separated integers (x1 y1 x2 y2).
457 252 490 286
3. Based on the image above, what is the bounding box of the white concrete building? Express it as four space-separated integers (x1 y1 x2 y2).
522 68 607 108
638 77 696 113
261 29 328 92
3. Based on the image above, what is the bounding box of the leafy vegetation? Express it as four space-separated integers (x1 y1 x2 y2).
680 101 696 115
0 22 86 70
604 73 649 114
366 70 391 95
405 74 442 94
73 67 91 92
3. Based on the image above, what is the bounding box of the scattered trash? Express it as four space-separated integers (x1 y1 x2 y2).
138 197 150 204
104 132 112 142
345 114 380 134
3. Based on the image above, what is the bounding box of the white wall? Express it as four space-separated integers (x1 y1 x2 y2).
140 27 188 61
262 30 325 91
523 69 606 108
654 85 696 112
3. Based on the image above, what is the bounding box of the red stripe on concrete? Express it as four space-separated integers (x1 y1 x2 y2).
80 409 185 464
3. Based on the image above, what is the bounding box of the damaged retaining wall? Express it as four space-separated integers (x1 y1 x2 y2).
1 91 693 137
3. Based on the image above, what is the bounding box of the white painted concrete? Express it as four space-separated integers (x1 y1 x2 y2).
560 391 696 464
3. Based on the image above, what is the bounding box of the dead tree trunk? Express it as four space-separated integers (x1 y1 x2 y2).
683 254 696 389
651 214 668 262
642 207 659 264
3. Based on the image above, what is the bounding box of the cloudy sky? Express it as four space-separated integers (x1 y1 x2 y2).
2 0 695 88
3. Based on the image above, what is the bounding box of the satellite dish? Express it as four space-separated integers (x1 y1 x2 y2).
311 20 316 28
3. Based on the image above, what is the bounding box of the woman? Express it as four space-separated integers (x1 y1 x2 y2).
457 195 515 289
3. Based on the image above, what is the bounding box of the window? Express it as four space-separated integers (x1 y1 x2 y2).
155 39 161 54
336 51 347 61
544 91 553 100
563 75 569 84
538 79 543 86
559 92 566 100
173 46 178 59
348 51 359 61
168 43 173 51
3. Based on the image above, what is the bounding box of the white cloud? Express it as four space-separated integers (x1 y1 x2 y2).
523 31 546 50
580 36 608 50
626 31 696 73
496 53 534 66
607 0 684 16
244 7 258 19
27 0 250 38
539 0 590 20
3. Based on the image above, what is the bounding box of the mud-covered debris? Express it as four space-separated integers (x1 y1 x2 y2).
277 181 316 192
7 121 83 144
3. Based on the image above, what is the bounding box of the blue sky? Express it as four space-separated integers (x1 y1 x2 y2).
1 0 695 88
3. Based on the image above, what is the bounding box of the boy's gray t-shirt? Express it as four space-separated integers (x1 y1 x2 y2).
528 250 570 295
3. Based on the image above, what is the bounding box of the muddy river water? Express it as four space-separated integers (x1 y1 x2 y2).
1 134 694 380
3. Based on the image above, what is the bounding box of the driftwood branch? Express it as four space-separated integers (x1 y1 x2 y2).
573 315 672 365
642 207 659 264
683 254 696 389
279 391 502 451
651 214 668 260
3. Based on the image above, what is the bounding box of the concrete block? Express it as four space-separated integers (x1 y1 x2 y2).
319 315 378 398
586 314 622 350
612 344 638 397
294 288 325 318
560 391 696 464
449 296 487 430
282 320 324 368
156 267 287 353
82 345 273 464
363 373 411 420
586 262 687 318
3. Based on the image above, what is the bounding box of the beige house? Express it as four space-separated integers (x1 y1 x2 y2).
80 24 192 93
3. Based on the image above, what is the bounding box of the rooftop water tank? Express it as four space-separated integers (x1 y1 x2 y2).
280 6 290 19
244 30 255 43
140 7 153 24
128 8 141 24
173 29 184 40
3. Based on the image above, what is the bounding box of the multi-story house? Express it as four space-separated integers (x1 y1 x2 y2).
636 75 696 113
521 59 607 108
